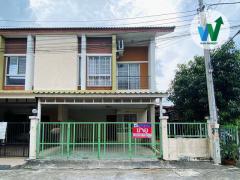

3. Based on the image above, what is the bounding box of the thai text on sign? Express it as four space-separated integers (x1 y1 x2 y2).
132 123 152 138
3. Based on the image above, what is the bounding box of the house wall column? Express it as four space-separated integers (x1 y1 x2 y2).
29 115 39 159
81 34 86 90
160 116 169 160
148 38 156 92
0 36 5 90
112 35 117 91
25 35 34 90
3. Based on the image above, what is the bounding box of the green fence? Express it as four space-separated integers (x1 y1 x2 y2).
167 122 208 138
37 122 162 160
220 125 239 145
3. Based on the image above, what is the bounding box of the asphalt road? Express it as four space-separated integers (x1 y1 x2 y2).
0 166 239 180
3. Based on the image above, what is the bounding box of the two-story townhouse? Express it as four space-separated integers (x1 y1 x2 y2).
0 27 174 159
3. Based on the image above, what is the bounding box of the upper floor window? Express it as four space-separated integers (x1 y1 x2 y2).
5 56 26 85
87 56 111 87
117 63 140 90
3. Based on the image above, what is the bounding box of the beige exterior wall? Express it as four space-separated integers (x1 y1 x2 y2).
167 138 210 160
34 35 78 90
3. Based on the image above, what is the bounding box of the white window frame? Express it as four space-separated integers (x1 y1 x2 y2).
87 55 112 87
5 56 26 86
117 63 140 90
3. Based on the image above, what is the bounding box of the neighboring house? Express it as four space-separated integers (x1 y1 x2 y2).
0 27 174 158
155 105 180 122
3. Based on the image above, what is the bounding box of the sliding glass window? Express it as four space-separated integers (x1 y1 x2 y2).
5 56 26 85
117 63 140 90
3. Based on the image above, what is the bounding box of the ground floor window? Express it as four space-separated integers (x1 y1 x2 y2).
117 113 137 132
87 56 111 86
5 56 26 85
117 63 140 90
117 113 137 122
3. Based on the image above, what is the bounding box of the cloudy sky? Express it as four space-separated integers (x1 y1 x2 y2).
0 0 239 104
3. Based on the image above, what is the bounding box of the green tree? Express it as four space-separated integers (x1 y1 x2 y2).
169 42 240 124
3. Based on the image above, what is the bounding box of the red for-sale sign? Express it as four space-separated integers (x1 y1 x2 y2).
132 123 152 138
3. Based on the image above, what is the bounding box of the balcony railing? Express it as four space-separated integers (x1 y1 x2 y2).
117 76 149 90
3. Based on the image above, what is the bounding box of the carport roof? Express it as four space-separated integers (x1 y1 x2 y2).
34 90 165 94
0 90 35 99
0 90 168 98
34 90 167 98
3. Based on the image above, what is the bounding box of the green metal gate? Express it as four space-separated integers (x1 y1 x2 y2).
37 122 162 160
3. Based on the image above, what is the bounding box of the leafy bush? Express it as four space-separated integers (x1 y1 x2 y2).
220 140 239 161
169 41 240 123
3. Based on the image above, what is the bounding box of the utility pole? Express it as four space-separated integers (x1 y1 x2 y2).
198 0 221 164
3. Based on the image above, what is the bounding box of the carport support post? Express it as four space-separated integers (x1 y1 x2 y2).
160 116 169 160
150 105 156 149
29 116 39 160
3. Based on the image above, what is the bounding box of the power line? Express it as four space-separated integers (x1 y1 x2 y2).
1 24 239 51
0 9 197 23
0 17 204 47
210 29 240 59
108 13 197 27
207 1 240 8
0 28 238 54
0 13 197 28
227 29 240 41
0 21 186 39
0 1 236 27
208 0 223 10
1 18 239 51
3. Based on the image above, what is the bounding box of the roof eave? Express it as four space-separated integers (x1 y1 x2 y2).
0 26 175 35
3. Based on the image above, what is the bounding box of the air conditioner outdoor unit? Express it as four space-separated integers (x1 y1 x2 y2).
117 40 124 56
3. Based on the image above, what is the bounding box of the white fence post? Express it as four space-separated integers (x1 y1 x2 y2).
207 119 221 163
160 116 169 160
150 105 156 148
29 116 39 160
207 120 213 159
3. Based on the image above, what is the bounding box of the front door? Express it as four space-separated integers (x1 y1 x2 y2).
106 115 117 141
